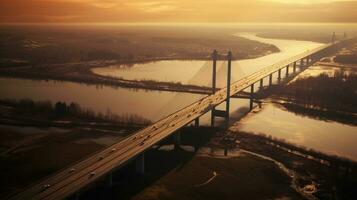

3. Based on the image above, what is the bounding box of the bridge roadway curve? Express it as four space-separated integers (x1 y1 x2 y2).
9 42 336 200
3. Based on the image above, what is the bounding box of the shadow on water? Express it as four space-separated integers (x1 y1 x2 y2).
79 127 218 200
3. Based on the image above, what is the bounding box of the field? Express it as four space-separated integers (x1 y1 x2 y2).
0 24 278 67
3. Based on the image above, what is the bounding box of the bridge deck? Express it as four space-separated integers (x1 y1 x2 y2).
9 42 335 200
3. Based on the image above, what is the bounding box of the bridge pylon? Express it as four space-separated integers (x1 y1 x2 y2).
331 32 336 43
211 50 232 127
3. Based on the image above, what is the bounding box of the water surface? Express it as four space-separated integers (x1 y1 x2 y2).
92 33 323 87
236 103 357 161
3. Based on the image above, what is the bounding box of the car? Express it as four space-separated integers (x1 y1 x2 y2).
43 184 51 189
140 142 145 146
111 148 116 152
152 125 157 130
69 168 75 173
90 172 96 177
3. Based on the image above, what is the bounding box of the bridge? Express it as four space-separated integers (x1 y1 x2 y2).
9 37 350 200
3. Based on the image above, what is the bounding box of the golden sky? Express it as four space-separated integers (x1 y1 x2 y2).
1 0 357 23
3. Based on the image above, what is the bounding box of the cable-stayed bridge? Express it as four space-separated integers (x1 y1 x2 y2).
8 38 351 200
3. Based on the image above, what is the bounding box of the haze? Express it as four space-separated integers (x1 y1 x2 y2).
1 0 357 23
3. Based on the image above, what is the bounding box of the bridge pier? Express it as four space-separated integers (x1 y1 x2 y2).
211 51 232 127
135 153 145 175
174 131 181 148
194 118 199 128
286 65 289 77
300 58 304 67
293 62 296 73
212 50 217 94
225 51 232 126
211 50 218 127
250 84 254 111
277 69 281 83
269 74 272 86
259 79 263 90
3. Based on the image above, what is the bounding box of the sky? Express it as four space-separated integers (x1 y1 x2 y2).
1 0 357 23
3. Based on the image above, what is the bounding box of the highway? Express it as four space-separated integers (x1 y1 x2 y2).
9 41 337 200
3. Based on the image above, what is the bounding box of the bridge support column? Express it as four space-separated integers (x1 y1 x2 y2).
277 69 281 83
194 118 199 128
293 62 296 73
212 50 217 94
300 58 305 67
286 65 289 77
211 51 232 127
211 50 218 127
174 131 181 148
250 84 254 111
135 153 145 175
269 74 272 86
259 79 263 90
225 51 232 126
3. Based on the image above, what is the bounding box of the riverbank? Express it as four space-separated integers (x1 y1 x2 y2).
75 126 357 200
0 25 279 93
0 98 148 198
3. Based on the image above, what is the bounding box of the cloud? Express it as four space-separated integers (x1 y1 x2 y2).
125 1 177 13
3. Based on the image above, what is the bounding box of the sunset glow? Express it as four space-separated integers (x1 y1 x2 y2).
1 0 357 23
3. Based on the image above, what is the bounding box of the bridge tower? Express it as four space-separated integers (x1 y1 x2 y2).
212 50 218 94
211 51 232 127
331 32 336 43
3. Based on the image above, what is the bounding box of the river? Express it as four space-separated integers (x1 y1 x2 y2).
0 34 322 122
2 33 356 160
91 33 322 87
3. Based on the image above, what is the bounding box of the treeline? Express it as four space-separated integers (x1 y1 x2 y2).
0 99 151 125
279 72 357 113
334 54 357 64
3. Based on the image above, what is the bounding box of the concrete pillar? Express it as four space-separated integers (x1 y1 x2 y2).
174 131 181 148
301 58 305 67
259 79 263 90
211 50 218 128
250 84 254 111
211 111 215 128
286 65 289 77
269 74 272 86
135 153 145 174
194 118 199 128
278 69 281 83
331 32 336 43
226 51 232 126
293 62 296 73
212 50 218 94
211 51 232 128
